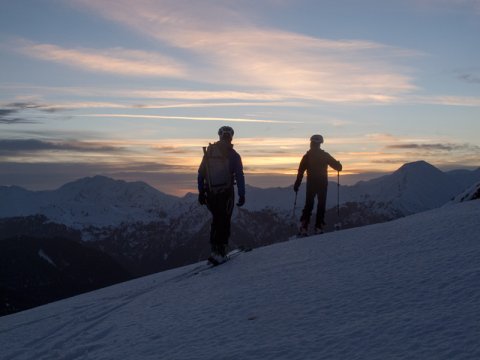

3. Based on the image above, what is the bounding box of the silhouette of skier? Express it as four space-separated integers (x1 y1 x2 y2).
294 134 342 236
198 126 245 263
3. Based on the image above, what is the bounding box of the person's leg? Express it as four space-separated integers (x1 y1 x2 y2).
216 189 234 255
207 193 221 254
208 190 234 256
315 182 328 230
300 182 315 232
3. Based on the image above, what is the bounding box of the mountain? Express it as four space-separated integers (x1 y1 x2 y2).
341 161 467 214
0 161 478 279
0 161 476 226
1 199 479 359
0 176 179 229
446 167 480 189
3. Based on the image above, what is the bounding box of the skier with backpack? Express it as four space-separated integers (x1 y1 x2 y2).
294 134 342 236
198 126 245 264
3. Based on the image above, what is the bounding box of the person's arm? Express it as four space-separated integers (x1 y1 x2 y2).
294 154 308 191
327 153 342 172
233 153 245 197
197 157 207 204
233 152 245 206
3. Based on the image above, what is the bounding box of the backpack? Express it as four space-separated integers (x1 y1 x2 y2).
202 142 232 193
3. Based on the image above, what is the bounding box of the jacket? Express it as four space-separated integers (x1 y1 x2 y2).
197 141 245 197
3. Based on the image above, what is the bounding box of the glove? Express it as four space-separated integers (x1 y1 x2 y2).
198 192 207 205
236 195 245 207
293 180 301 193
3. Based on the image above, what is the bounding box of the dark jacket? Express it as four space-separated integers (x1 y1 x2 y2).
295 148 342 187
197 141 245 197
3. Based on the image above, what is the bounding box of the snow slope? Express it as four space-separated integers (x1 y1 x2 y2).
1 200 479 360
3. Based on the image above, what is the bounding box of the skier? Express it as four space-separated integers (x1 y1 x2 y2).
198 126 245 263
294 134 342 236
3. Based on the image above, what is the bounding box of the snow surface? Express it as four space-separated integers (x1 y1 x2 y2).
1 200 480 360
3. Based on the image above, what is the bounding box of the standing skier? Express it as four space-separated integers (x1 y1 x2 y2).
198 126 245 263
294 134 342 236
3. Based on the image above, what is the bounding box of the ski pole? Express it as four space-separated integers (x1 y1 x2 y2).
293 191 298 218
334 170 341 231
337 170 340 217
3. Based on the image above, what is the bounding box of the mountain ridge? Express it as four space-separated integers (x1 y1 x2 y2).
1 161 478 221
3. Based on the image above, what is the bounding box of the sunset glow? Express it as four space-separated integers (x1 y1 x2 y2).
1 1 479 195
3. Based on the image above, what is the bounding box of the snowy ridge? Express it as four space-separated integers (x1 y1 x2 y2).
0 176 179 228
0 162 478 230
449 181 480 203
1 200 479 359
341 161 467 214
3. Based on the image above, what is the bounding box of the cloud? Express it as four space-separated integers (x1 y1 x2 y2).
409 95 480 106
68 0 419 104
0 84 308 110
76 113 302 124
0 102 46 124
0 139 126 155
0 114 37 124
386 143 480 152
15 39 187 78
459 73 480 84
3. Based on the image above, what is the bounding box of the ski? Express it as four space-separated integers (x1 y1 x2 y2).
207 247 251 267
172 246 252 281
289 231 324 240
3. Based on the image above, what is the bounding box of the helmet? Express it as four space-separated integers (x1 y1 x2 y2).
218 126 234 138
310 134 323 144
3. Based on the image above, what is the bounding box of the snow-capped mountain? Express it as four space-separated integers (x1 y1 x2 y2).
446 167 480 189
1 162 478 227
0 176 178 228
1 161 478 281
1 199 479 359
341 161 469 214
244 161 479 215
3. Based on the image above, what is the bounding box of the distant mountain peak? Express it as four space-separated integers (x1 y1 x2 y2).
397 160 440 173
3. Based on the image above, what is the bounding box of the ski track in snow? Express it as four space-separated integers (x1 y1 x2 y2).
1 201 480 359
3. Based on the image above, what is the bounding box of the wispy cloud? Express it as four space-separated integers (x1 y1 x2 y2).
0 84 304 109
0 139 127 156
409 95 480 106
0 114 37 125
14 39 187 78
76 113 302 124
0 102 56 124
458 73 480 84
66 0 419 104
386 142 480 152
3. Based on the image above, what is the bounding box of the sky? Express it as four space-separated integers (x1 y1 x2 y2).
0 0 479 195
